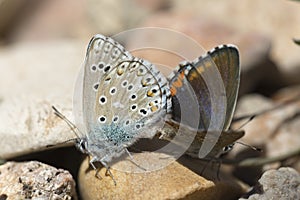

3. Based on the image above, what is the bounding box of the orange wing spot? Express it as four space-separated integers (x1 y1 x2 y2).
151 105 158 112
188 71 197 81
117 68 124 75
204 60 213 68
196 66 205 74
172 77 183 88
170 86 177 96
171 72 185 96
147 90 155 97
188 66 204 81
179 71 185 79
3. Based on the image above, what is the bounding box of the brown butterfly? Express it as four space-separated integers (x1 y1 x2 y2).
159 45 244 159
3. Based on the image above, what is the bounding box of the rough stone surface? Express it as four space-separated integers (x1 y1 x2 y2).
78 154 247 200
0 41 85 159
240 167 300 200
230 88 300 184
233 90 300 155
0 161 77 199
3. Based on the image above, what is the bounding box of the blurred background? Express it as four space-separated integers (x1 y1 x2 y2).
0 0 300 96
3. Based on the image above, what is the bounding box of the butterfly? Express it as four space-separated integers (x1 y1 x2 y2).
159 44 244 159
52 34 172 184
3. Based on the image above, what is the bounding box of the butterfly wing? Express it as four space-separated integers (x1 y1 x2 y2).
159 120 244 158
94 58 171 141
73 34 133 135
169 45 240 131
77 34 171 155
162 45 241 158
205 45 240 130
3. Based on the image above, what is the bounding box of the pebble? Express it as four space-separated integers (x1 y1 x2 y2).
0 161 77 199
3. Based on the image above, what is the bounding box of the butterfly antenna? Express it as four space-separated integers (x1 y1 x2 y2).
235 141 262 152
124 148 147 171
235 115 256 130
52 105 82 139
46 138 78 148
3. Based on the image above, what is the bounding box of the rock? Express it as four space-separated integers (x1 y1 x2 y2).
0 0 26 39
6 0 90 42
0 161 77 199
240 167 300 200
230 89 300 184
0 96 74 159
78 154 247 200
0 40 86 159
272 85 300 103
233 90 300 151
232 94 275 144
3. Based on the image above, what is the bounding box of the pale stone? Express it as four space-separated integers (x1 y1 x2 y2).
0 41 86 159
240 167 300 200
231 89 300 183
78 154 247 200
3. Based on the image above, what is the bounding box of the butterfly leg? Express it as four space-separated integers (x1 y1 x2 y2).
89 157 102 179
207 157 222 181
214 159 222 181
124 148 146 171
89 156 117 185
200 157 222 181
101 160 117 186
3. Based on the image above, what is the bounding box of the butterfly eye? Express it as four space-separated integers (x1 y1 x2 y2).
223 144 234 153
77 139 87 152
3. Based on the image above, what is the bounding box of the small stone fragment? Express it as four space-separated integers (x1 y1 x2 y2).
240 167 300 200
0 161 77 199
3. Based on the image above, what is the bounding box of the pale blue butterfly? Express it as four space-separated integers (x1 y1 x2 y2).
53 34 172 184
